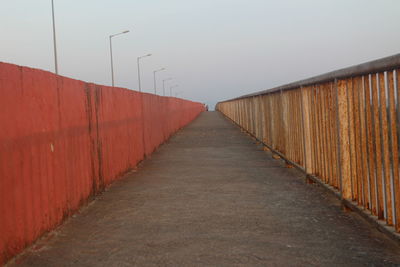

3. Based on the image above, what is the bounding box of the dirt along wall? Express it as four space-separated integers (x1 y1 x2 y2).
0 62 205 265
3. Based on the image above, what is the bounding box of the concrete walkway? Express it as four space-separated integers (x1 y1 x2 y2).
10 112 400 266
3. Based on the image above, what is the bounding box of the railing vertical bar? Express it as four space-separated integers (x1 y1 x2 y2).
300 89 306 168
360 75 371 209
285 92 290 160
352 77 363 205
292 92 296 162
279 89 284 154
295 91 298 162
269 95 275 150
260 96 265 144
325 84 333 185
327 83 334 187
316 86 323 179
260 97 264 143
371 73 385 219
297 91 300 165
346 78 355 199
395 69 400 231
255 96 259 138
311 86 317 175
257 96 260 138
313 86 319 177
299 90 304 166
335 79 344 198
291 92 295 160
321 85 326 181
330 82 339 188
369 74 380 215
324 84 330 184
378 72 389 221
320 85 327 183
386 71 396 226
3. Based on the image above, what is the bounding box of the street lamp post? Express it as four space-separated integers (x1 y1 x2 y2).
109 30 130 86
137 53 152 92
153 68 166 94
170 85 179 97
162 78 173 96
51 0 58 74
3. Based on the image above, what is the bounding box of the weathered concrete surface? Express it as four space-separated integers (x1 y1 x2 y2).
8 112 400 266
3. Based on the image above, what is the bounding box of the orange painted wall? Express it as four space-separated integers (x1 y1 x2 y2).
0 62 205 265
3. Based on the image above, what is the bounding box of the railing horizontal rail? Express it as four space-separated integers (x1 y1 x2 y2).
224 53 400 101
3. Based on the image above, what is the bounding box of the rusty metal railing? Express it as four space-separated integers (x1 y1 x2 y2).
216 53 400 233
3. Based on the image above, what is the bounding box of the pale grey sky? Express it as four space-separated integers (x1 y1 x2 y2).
1 0 399 109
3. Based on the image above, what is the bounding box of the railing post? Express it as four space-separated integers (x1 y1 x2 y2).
301 86 312 173
336 79 352 200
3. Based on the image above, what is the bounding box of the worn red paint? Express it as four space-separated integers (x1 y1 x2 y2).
0 62 205 265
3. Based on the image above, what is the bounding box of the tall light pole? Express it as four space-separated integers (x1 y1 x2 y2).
153 68 166 94
137 53 152 92
109 30 130 86
51 0 58 74
170 85 179 97
162 78 173 96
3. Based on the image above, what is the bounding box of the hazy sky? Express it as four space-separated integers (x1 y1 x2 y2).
1 0 400 109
